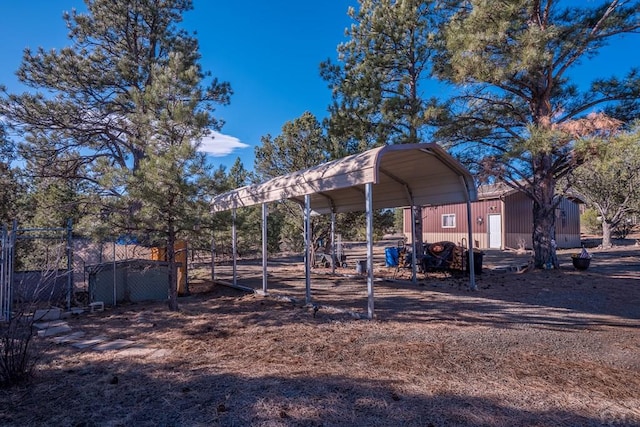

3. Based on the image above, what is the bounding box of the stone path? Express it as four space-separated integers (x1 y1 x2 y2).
34 317 172 359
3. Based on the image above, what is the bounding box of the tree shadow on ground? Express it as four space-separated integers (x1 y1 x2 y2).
1 355 629 427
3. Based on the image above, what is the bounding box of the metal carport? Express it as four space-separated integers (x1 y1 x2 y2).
210 143 478 319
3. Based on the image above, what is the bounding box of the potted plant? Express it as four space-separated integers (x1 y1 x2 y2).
571 247 592 271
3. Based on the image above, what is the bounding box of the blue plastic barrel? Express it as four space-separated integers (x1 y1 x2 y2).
385 247 399 267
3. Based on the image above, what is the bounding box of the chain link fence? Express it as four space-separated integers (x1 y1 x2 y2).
1 219 197 320
73 239 179 307
2 222 73 320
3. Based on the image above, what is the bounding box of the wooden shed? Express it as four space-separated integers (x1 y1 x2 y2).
404 183 582 250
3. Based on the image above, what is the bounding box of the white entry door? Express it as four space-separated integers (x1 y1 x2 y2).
488 214 502 249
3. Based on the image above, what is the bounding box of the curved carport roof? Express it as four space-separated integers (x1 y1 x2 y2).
210 143 478 319
211 143 477 213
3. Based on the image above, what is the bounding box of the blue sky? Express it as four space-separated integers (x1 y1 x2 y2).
0 1 638 171
0 1 353 170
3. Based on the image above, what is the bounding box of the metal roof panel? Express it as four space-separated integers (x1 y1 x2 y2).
210 143 476 213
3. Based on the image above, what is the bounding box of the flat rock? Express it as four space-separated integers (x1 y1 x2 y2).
71 336 107 349
37 324 72 337
52 331 86 344
33 308 61 321
33 320 68 330
92 339 135 351
61 308 85 318
115 347 157 358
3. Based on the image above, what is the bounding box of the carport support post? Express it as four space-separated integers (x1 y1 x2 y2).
330 211 336 275
466 198 477 291
409 204 418 284
232 208 237 287
462 181 477 291
66 218 73 311
304 194 312 304
9 222 17 318
366 182 374 319
262 203 268 294
112 239 117 306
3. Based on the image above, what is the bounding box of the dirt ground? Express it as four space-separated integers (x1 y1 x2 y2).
1 242 639 426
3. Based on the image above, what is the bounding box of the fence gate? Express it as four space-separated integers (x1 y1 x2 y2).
1 220 73 322
1 223 16 322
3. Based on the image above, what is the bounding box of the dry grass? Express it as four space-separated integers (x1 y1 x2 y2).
1 246 639 426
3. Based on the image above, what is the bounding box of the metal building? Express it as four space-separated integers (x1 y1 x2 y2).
405 183 582 250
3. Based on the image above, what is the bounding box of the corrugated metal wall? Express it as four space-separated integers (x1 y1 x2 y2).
423 201 492 248
503 192 532 249
503 192 580 249
554 197 582 248
404 201 502 248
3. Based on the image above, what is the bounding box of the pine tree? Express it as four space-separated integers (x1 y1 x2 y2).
0 0 231 308
321 0 449 252
3 0 229 192
126 143 211 309
255 113 334 260
321 0 441 151
0 125 20 225
433 0 640 267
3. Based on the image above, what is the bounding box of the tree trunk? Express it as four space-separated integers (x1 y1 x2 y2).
532 200 557 268
531 155 558 269
167 221 179 311
210 235 216 282
601 220 612 248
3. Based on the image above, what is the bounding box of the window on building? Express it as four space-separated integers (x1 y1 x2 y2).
442 213 456 228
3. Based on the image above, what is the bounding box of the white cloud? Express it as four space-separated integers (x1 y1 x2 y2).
196 131 250 157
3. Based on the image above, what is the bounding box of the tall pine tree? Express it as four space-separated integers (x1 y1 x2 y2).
321 0 442 151
434 0 640 267
320 0 450 253
1 0 231 309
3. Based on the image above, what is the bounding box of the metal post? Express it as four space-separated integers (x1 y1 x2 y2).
232 208 237 287
66 218 73 310
410 206 418 284
8 219 18 319
460 176 477 291
466 197 477 291
365 183 374 319
0 225 9 321
0 226 5 321
262 203 268 294
113 239 117 306
330 211 336 275
304 194 311 304
8 221 16 320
